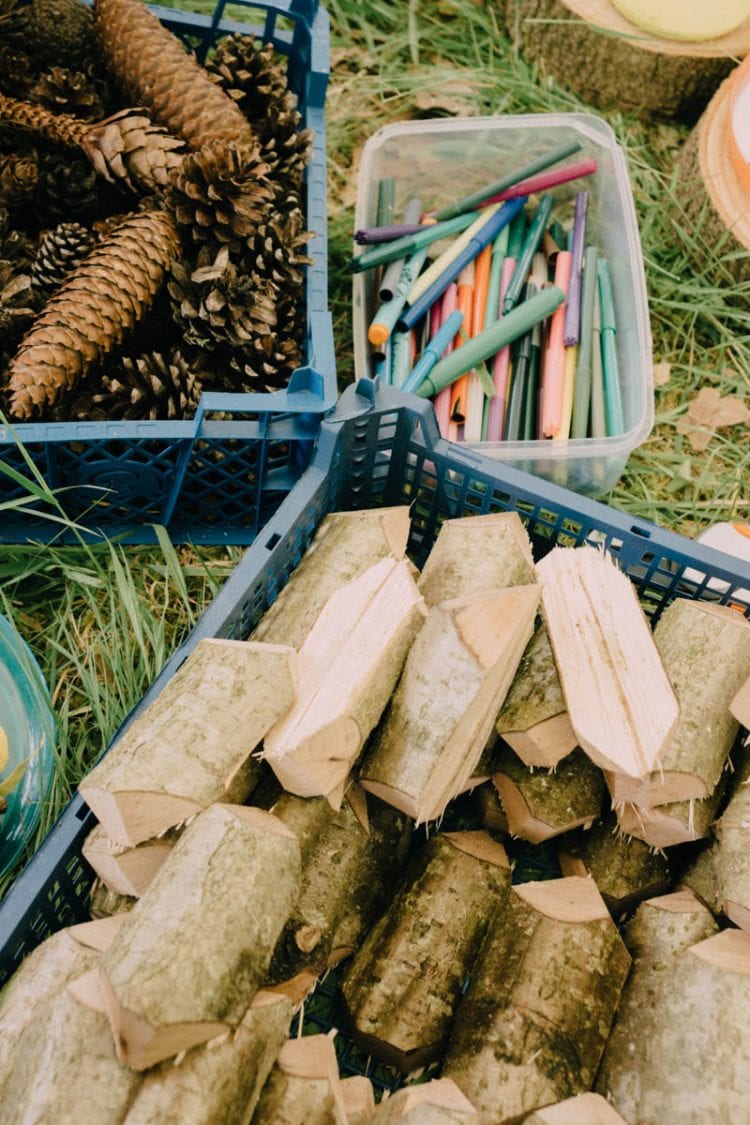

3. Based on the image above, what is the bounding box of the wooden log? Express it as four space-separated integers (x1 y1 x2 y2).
267 789 413 981
493 745 605 844
417 512 536 606
99 803 300 1069
372 1079 477 1123
524 1093 627 1124
679 843 721 916
123 990 293 1125
359 584 540 823
1 984 142 1124
340 1076 376 1125
90 879 136 919
505 0 747 121
536 546 679 778
473 779 510 834
443 877 631 1123
83 823 178 898
251 1034 347 1124
707 753 750 929
495 622 577 769
616 783 726 848
263 558 425 803
0 917 124 1097
605 599 750 807
596 900 750 1122
558 813 670 916
341 832 511 1072
731 670 750 727
80 638 297 846
251 507 411 649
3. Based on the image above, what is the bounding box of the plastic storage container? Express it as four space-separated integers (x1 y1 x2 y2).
352 113 654 496
1 381 747 1091
0 0 335 546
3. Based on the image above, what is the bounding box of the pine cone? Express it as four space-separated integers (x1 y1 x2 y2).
0 152 39 210
0 45 37 98
206 34 289 126
165 140 272 256
34 151 115 224
65 350 202 421
6 209 181 419
94 0 255 152
83 109 185 193
3 0 97 70
245 205 313 295
0 205 35 267
30 66 107 122
258 105 312 198
0 260 35 349
0 91 90 150
168 245 277 349
30 221 96 306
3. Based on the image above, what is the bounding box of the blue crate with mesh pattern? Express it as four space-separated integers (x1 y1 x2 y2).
0 0 335 545
2 381 750 1089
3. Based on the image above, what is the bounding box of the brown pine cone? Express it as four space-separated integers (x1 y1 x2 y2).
3 0 98 70
245 206 313 294
0 260 35 349
83 109 185 193
0 206 35 267
65 349 202 421
0 91 90 150
30 67 107 122
0 45 37 98
34 151 117 225
30 221 96 306
168 245 277 350
0 153 39 210
206 34 289 126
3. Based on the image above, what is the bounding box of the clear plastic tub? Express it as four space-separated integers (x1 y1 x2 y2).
352 113 653 496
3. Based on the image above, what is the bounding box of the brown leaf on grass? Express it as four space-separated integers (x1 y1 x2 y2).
653 362 671 386
676 387 750 451
329 46 377 73
413 78 478 117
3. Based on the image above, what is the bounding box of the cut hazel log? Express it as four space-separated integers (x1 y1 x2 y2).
340 1075 376 1125
417 511 536 605
605 599 750 807
90 879 136 920
558 813 670 916
536 546 679 778
493 744 605 844
123 990 292 1125
596 896 750 1123
267 788 412 981
731 670 750 727
99 803 300 1070
82 823 178 898
372 1078 478 1122
359 584 540 824
341 832 511 1072
524 1092 627 1124
495 621 577 769
79 638 297 846
251 507 411 650
616 781 726 848
443 876 631 1124
251 1034 348 1124
699 753 750 930
262 557 425 804
473 779 510 835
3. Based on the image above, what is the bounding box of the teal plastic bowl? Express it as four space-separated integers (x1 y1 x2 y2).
0 615 55 878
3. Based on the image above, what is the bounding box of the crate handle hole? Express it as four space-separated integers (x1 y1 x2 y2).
630 525 652 540
265 533 282 550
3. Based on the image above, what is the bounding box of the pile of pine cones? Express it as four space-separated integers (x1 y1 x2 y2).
0 0 313 422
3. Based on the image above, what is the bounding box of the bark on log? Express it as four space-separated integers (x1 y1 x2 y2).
267 790 413 981
473 780 510 834
340 1076 376 1124
524 1093 627 1124
731 670 750 727
605 599 750 807
493 745 605 844
342 832 511 1072
123 991 293 1125
0 917 124 1097
1 984 142 1124
360 585 540 824
83 824 178 898
372 1079 477 1122
80 639 296 846
616 782 725 848
251 1034 347 1124
263 558 425 803
443 876 631 1124
417 512 536 606
90 880 137 919
707 753 750 929
99 804 300 1069
251 508 411 650
537 546 678 778
558 813 670 916
505 0 745 122
496 622 576 769
679 843 721 916
596 898 750 1123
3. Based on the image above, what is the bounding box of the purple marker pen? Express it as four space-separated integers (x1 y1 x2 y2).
563 190 588 348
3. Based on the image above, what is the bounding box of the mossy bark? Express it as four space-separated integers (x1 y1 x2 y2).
443 877 631 1123
711 754 750 929
123 991 292 1125
251 507 410 650
342 832 511 1072
505 0 734 122
267 791 412 981
559 813 670 916
493 745 605 844
616 782 725 848
100 804 300 1069
417 512 536 606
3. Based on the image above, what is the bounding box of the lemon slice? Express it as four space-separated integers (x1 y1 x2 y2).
612 0 750 41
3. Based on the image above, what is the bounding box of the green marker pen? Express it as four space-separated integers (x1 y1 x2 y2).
598 257 624 436
350 211 478 273
502 195 554 315
570 245 599 440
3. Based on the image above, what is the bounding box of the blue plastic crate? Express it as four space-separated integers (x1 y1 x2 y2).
0 0 335 545
2 381 749 1088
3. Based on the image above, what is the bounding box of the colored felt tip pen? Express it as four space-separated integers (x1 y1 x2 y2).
355 222 434 244
368 245 430 347
570 245 600 440
563 190 589 346
590 287 607 440
479 157 598 206
415 285 564 399
351 210 479 273
541 249 572 438
402 309 465 394
502 195 554 315
409 204 501 307
398 196 527 333
433 140 582 221
598 257 624 436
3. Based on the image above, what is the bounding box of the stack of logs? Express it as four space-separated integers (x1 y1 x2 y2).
1 507 750 1123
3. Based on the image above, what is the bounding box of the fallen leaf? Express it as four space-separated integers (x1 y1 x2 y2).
676 387 750 451
653 362 671 386
413 78 478 117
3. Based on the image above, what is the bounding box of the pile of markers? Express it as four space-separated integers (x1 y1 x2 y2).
351 141 625 445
